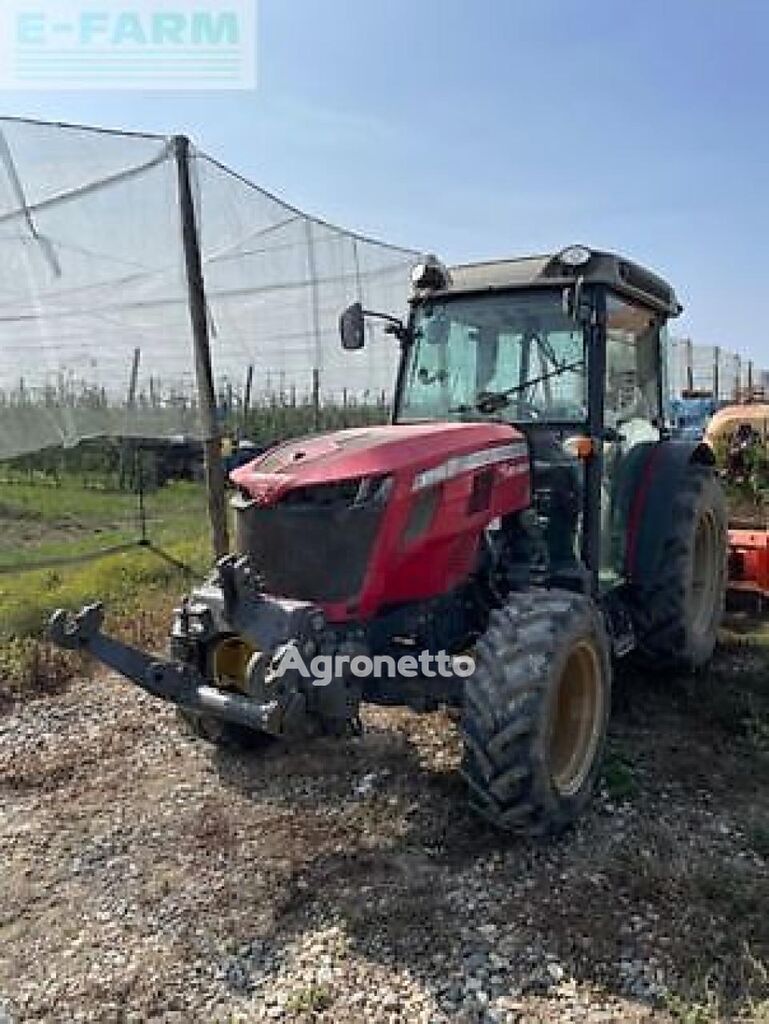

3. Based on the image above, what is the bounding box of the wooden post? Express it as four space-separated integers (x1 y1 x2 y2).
173 135 229 559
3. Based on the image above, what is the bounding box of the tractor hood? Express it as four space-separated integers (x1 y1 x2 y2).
230 422 525 505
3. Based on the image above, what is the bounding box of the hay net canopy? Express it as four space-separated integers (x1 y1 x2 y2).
0 117 417 460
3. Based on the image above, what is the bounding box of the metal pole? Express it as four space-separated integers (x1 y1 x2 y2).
127 347 141 408
120 348 141 490
685 338 694 394
304 219 323 429
312 367 321 432
173 135 229 559
136 445 148 545
713 346 720 402
242 363 254 435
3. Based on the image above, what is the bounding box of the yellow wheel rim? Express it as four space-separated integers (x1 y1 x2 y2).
691 509 721 637
549 639 604 798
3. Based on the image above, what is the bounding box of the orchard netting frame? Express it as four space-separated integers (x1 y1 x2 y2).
667 337 767 402
1 115 765 468
0 116 418 462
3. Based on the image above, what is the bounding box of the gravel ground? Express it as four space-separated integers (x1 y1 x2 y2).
0 646 767 1023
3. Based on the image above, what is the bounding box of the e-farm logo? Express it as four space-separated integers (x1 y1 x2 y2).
0 1 256 90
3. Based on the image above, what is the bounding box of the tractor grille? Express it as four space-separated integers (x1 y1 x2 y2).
233 476 389 605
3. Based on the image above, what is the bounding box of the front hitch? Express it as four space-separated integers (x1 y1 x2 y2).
49 603 105 649
48 604 284 735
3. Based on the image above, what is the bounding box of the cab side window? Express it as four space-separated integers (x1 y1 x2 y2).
605 295 661 437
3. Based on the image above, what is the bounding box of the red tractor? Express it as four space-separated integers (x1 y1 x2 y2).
51 246 728 835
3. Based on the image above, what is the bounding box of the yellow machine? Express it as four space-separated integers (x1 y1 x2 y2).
705 403 769 450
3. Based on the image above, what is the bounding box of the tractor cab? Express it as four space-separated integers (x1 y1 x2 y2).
343 246 682 596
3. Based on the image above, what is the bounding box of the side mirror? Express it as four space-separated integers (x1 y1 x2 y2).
340 302 365 351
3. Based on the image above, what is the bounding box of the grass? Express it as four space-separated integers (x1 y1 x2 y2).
0 476 212 637
0 474 214 705
0 476 208 572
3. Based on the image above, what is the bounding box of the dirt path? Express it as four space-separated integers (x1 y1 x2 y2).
0 648 767 1023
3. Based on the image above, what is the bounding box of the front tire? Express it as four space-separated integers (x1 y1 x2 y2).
461 590 611 836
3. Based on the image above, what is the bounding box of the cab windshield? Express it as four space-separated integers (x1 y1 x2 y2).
399 290 587 424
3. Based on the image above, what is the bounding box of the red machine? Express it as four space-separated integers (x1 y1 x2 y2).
230 422 530 623
729 528 769 602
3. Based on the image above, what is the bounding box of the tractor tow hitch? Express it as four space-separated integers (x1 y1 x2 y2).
48 604 283 734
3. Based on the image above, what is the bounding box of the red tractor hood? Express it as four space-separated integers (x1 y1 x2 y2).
231 422 525 505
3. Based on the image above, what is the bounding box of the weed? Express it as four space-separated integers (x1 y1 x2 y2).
285 984 333 1014
0 637 83 708
663 986 721 1024
601 749 639 800
688 639 769 754
747 820 769 860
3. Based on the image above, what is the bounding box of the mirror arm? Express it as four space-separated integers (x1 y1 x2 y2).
363 309 411 344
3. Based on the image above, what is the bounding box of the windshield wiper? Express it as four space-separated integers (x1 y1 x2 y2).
472 358 585 414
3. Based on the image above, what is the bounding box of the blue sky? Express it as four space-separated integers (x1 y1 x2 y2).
6 0 769 365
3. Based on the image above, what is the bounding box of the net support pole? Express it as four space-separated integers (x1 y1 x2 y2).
685 338 694 394
312 368 321 432
304 219 322 432
173 134 229 560
713 346 720 402
242 363 254 434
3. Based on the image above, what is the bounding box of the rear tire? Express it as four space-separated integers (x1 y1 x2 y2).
631 465 727 669
461 590 611 836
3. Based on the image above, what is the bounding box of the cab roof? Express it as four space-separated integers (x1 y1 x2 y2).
422 248 682 319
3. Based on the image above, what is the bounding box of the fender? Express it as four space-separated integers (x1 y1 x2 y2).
613 439 715 586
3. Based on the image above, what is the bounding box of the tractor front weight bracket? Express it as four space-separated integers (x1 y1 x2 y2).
48 604 284 735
